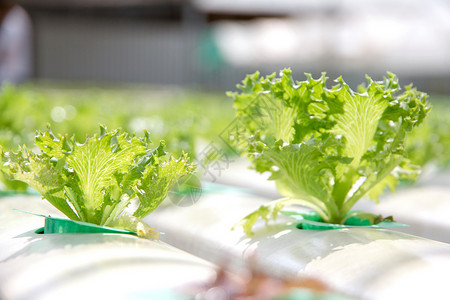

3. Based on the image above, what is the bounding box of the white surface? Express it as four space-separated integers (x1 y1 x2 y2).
205 157 281 199
368 186 450 243
213 161 450 243
0 195 216 300
147 189 450 300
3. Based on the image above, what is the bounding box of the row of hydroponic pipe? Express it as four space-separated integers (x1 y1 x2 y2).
1 71 450 299
2 185 450 300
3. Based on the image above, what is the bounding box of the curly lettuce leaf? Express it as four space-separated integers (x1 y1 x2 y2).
133 153 196 218
2 143 81 219
2 126 195 231
0 145 29 192
406 99 450 167
229 69 429 233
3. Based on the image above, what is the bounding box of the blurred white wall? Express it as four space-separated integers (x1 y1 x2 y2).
21 0 450 92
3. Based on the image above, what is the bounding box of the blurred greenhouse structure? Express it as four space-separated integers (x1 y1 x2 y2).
2 1 450 300
14 0 450 92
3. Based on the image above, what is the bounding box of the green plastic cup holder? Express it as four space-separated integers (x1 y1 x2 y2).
42 216 138 235
13 209 137 235
35 227 45 234
281 210 408 231
0 190 36 197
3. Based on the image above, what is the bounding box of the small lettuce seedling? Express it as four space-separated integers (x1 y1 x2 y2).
1 126 195 237
228 69 429 236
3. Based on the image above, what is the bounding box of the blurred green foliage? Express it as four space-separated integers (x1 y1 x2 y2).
0 82 235 191
406 96 450 168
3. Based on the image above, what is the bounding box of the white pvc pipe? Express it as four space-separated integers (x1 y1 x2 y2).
147 189 450 300
0 196 216 300
211 161 450 243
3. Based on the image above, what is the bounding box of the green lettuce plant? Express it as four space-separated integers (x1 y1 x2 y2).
228 69 429 236
1 126 195 237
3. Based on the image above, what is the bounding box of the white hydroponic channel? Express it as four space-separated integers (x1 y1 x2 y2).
0 195 216 300
147 182 450 300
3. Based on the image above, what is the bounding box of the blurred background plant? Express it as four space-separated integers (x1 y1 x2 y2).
406 97 450 169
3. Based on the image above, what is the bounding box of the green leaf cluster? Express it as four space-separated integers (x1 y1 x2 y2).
228 69 429 236
1 126 195 232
